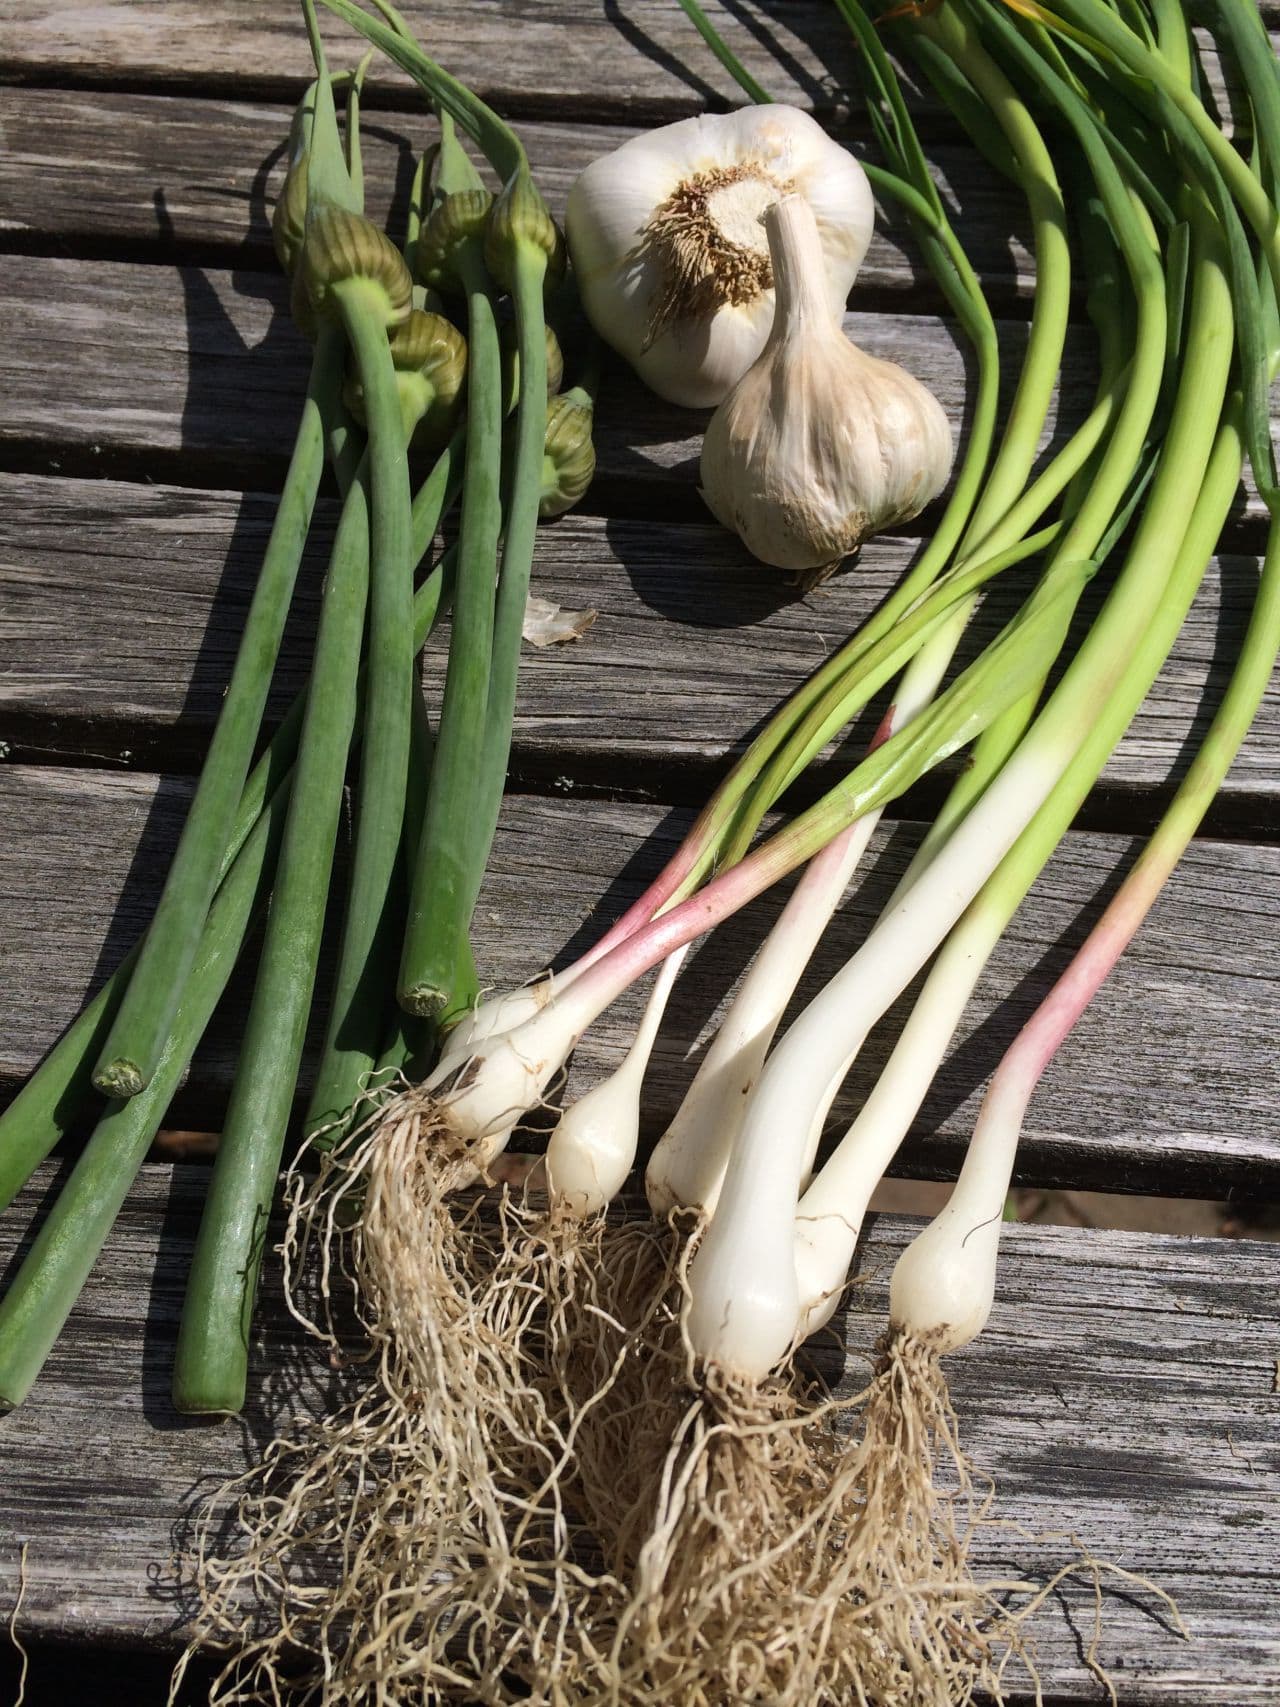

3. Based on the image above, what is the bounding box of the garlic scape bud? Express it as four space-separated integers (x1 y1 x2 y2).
540 386 596 518
700 194 953 576
344 307 468 449
300 204 414 333
273 69 345 280
485 173 567 295
565 105 873 408
417 187 494 296
272 72 355 320
501 320 565 414
273 153 310 278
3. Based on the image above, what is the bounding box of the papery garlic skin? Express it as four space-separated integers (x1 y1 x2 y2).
701 194 954 573
565 106 873 408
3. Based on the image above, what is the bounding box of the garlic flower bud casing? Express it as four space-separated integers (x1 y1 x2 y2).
344 308 468 449
540 387 597 518
701 194 954 575
418 188 494 296
300 205 414 333
501 321 565 414
566 105 873 408
273 154 309 277
272 72 330 279
485 174 567 295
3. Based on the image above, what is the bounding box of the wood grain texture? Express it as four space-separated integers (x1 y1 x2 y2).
0 0 1274 1688
0 1161 1276 1701
0 0 1254 131
3 766 1278 1197
0 255 1061 495
1 472 1277 811
2 254 1270 533
0 90 1037 307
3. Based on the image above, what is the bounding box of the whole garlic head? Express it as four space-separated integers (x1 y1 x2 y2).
565 106 873 408
701 193 953 574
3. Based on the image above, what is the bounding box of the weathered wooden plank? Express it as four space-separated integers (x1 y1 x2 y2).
0 1162 1276 1702
0 256 308 484
0 1 1253 133
2 767 1278 1196
0 89 1035 306
1 255 1269 533
0 255 1065 499
2 473 1277 810
0 0 836 110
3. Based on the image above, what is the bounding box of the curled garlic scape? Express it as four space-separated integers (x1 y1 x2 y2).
566 106 874 408
343 307 468 449
700 194 954 575
539 387 597 517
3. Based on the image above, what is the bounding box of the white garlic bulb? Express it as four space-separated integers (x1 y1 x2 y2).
700 193 953 574
565 105 874 408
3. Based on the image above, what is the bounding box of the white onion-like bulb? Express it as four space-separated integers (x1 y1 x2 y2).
544 1062 643 1216
546 949 686 1217
435 980 554 1074
565 105 874 408
888 1186 1001 1355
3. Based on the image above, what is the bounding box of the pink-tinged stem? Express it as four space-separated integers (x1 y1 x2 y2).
557 545 1082 1026
989 859 1172 1112
564 703 901 989
563 808 712 982
869 703 898 752
555 514 1088 1025
985 513 1280 1127
556 812 820 1035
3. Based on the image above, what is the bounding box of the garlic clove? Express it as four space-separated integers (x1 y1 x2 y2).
566 105 873 409
700 193 953 573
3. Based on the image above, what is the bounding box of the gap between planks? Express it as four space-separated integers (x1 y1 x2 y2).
2 766 1278 1198
0 1 1264 135
0 1161 1276 1702
2 470 1277 814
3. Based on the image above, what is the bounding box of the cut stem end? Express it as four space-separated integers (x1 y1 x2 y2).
91 1059 145 1099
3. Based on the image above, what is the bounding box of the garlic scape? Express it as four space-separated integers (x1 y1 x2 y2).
566 105 873 407
700 193 953 576
501 320 565 414
343 306 468 450
539 384 597 517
